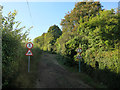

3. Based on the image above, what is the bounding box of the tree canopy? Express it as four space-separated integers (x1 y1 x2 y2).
34 25 62 51
60 1 102 33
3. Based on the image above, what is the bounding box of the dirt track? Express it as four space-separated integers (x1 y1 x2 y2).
35 52 92 88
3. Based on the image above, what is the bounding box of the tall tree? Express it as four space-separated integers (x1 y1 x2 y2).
34 25 62 51
61 0 102 33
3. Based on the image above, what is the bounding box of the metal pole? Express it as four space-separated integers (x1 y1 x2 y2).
28 56 30 72
79 59 81 72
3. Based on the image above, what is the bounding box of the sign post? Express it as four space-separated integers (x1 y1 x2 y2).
76 48 82 72
28 56 30 72
79 59 80 72
25 42 33 72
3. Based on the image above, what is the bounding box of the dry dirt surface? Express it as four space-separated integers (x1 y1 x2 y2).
35 52 92 88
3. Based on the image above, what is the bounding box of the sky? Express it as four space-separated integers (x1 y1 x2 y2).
0 0 119 41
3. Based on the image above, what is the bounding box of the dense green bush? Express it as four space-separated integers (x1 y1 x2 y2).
2 10 32 88
77 9 120 73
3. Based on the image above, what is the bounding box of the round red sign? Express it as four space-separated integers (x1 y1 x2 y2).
26 42 33 49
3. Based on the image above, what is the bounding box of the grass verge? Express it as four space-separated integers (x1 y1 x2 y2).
55 54 107 88
11 47 42 88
